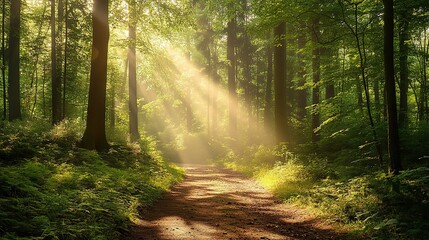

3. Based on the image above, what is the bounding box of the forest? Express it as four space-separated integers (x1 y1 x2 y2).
1 0 429 239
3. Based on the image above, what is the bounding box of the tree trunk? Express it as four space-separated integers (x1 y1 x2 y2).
311 18 320 143
227 14 237 138
186 50 193 132
296 25 307 122
62 0 68 119
340 47 346 115
264 31 273 130
42 63 46 118
325 48 335 100
204 35 211 138
51 0 62 124
274 21 288 143
356 74 364 114
374 75 381 123
128 1 139 142
398 11 409 128
8 0 21 121
80 0 109 151
212 44 219 134
239 0 253 135
422 34 429 122
417 29 427 122
340 1 383 162
29 4 47 118
254 52 265 133
384 0 402 174
326 85 335 100
110 87 115 128
242 31 252 134
31 58 39 117
57 0 64 119
2 0 5 120
285 29 294 129
196 1 212 136
418 60 427 122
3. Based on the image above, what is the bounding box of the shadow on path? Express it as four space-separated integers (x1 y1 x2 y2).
126 165 352 240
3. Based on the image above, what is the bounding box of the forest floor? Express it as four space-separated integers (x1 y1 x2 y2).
126 165 352 240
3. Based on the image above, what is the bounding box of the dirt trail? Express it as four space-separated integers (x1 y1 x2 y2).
127 165 348 240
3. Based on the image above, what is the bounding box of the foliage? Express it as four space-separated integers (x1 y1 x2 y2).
0 120 184 239
218 145 429 239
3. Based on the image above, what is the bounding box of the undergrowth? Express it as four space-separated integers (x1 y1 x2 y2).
0 120 184 239
218 145 429 240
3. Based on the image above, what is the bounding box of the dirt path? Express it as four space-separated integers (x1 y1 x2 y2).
127 165 349 240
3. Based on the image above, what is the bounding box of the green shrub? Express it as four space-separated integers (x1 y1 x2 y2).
218 144 429 239
0 120 184 239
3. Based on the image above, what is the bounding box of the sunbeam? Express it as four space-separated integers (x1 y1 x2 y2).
133 42 278 165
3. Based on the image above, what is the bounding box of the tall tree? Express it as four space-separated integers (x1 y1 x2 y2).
80 0 109 151
51 0 62 124
383 0 402 174
128 0 139 142
227 12 237 138
211 43 220 134
1 0 6 120
339 0 383 162
356 74 364 114
196 0 212 137
183 40 193 132
8 0 21 120
296 25 307 122
57 0 64 118
325 48 335 100
398 10 410 128
311 17 320 143
274 21 287 143
417 28 428 122
50 0 56 120
264 32 273 130
239 0 253 133
374 72 381 122
62 0 68 119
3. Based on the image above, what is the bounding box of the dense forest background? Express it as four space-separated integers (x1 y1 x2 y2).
1 0 429 239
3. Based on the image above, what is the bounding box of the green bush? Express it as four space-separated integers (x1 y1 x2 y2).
218 144 429 239
0 120 184 239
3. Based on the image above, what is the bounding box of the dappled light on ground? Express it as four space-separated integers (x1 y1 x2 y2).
127 165 347 240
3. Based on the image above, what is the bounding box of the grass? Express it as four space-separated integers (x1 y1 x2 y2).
218 144 429 240
0 120 184 239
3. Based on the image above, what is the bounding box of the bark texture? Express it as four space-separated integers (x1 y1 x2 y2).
80 0 109 151
384 0 402 174
8 0 21 120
